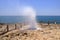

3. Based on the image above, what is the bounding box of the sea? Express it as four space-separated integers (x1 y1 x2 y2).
0 16 60 24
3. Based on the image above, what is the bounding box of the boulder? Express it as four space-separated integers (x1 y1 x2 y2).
0 25 7 35
8 24 15 31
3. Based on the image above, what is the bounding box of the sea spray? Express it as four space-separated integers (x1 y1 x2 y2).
21 6 42 30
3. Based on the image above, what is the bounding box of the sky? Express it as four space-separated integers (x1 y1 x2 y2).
0 0 60 16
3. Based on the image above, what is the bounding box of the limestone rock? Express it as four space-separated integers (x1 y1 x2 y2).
0 25 7 35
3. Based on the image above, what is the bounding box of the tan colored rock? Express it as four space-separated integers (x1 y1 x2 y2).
15 23 22 29
8 24 15 31
0 24 60 40
0 25 7 35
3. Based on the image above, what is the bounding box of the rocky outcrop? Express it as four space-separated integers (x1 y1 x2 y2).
15 23 22 29
0 29 60 40
8 24 15 31
0 25 7 35
0 23 22 35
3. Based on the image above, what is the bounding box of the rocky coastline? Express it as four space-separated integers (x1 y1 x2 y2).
0 23 60 40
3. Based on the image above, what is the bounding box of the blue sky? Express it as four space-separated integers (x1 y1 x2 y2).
0 0 60 16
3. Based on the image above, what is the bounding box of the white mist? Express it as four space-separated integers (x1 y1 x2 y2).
22 6 42 30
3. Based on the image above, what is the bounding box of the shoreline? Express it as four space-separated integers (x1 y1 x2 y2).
0 23 60 40
0 23 60 34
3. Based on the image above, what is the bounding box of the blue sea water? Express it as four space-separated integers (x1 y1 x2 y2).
36 16 60 24
0 16 60 24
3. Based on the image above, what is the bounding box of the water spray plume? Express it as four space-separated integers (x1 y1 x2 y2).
22 6 42 30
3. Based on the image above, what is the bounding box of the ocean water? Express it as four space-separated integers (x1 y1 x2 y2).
0 16 60 24
36 16 60 24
